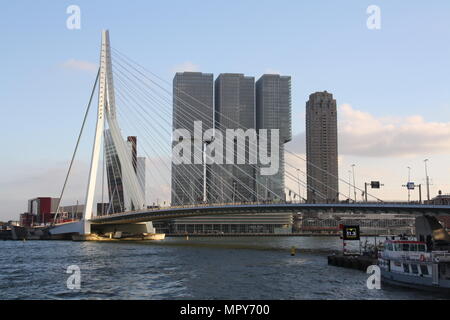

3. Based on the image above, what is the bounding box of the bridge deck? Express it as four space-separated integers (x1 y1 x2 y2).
90 202 450 225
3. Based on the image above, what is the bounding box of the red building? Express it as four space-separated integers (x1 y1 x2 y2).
28 197 59 225
19 213 36 227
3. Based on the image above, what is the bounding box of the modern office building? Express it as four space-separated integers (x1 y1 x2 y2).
104 129 125 213
171 72 214 205
136 156 146 203
127 136 137 172
213 73 256 202
104 130 144 213
305 91 339 203
255 74 292 201
168 72 293 234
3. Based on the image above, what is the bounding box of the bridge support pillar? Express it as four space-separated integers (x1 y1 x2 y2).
82 219 91 235
90 221 156 235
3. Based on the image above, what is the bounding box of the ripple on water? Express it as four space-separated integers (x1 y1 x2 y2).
0 237 446 299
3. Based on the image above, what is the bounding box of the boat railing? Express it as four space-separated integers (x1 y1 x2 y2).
432 251 450 262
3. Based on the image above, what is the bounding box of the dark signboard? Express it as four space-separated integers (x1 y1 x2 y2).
342 225 360 240
370 181 380 189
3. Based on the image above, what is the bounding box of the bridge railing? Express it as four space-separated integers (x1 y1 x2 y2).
91 200 288 219
90 199 438 220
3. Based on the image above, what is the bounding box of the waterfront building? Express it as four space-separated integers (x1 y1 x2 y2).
168 72 293 235
171 212 293 234
104 129 125 213
255 74 292 201
104 131 144 213
295 212 415 235
305 91 339 203
27 197 59 224
213 73 256 202
59 204 84 220
171 72 214 205
19 212 35 227
20 198 85 226
137 156 146 203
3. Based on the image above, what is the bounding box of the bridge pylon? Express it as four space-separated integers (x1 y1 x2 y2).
81 30 146 235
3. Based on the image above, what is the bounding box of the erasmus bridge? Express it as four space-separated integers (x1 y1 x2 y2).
49 30 450 238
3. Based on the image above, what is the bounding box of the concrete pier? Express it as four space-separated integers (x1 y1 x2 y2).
328 254 376 271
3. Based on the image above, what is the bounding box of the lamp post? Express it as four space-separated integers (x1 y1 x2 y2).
348 170 351 201
407 166 411 203
424 159 430 202
351 164 357 202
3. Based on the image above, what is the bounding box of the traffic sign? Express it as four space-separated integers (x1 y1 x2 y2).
370 181 380 189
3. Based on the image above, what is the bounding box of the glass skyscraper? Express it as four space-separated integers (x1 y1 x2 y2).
171 72 214 205
255 74 292 201
213 73 256 202
104 130 144 213
169 72 293 234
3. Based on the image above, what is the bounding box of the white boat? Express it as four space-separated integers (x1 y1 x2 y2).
378 238 450 292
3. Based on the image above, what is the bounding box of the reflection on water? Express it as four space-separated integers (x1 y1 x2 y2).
0 237 447 300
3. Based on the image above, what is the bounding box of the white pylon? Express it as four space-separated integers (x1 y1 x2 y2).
81 30 145 234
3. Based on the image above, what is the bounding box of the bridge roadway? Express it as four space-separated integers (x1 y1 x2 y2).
89 202 450 225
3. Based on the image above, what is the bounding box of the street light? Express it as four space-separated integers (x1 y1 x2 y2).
424 159 430 202
407 166 411 202
351 164 357 202
348 170 352 201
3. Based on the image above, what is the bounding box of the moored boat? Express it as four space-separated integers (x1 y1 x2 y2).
378 238 450 292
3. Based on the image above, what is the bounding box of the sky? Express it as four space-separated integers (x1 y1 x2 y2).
1 1 450 220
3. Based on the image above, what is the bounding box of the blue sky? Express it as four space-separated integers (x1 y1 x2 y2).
1 1 450 219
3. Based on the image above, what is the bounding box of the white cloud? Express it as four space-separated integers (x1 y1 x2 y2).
61 59 97 72
170 61 200 73
339 104 450 157
284 105 450 201
287 104 450 158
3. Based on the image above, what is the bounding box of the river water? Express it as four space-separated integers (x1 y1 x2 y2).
0 237 448 300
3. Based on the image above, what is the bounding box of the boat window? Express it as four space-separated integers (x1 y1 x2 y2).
418 244 426 252
410 244 417 252
401 244 409 251
403 264 410 273
411 264 419 274
420 265 429 275
394 244 402 251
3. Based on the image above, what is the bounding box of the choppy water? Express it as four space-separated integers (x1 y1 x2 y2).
0 237 448 300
